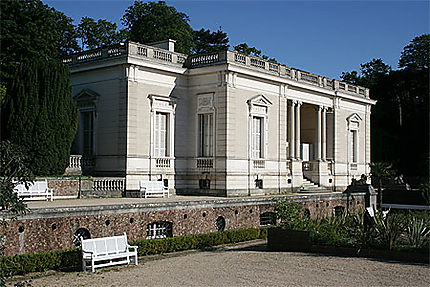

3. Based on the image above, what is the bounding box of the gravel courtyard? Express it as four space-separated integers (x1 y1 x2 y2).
22 241 429 287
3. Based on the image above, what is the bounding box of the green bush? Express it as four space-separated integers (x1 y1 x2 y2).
274 198 309 230
0 249 80 277
1 227 267 276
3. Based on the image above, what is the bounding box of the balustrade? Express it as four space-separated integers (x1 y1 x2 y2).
253 160 265 169
155 158 170 168
189 53 220 67
234 53 246 64
92 178 124 191
64 42 368 98
197 158 214 169
250 58 266 69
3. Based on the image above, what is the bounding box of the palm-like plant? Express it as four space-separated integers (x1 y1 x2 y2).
373 211 405 250
406 216 430 249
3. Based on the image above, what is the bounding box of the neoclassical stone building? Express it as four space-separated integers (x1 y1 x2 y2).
66 39 375 196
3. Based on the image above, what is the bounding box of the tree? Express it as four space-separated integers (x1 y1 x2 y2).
0 0 79 82
234 43 262 57
2 59 78 176
340 58 391 88
78 17 123 50
193 28 229 54
122 1 194 54
398 34 430 70
233 43 277 62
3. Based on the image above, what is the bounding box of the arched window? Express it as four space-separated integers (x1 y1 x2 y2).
146 221 173 239
216 216 226 232
73 228 91 246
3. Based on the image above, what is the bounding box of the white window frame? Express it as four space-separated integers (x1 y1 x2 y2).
252 116 264 159
247 95 272 160
198 113 214 157
196 93 215 158
73 89 99 157
347 114 362 165
149 95 177 159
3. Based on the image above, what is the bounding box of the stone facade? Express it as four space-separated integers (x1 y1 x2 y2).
1 193 364 256
66 40 375 196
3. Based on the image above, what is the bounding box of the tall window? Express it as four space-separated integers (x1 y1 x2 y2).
82 111 94 156
349 130 358 163
252 116 264 158
154 112 168 157
198 114 213 157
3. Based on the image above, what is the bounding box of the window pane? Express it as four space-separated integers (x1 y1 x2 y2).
155 112 168 157
198 114 213 157
252 117 263 158
82 112 93 156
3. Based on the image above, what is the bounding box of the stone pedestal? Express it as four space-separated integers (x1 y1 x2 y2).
290 160 303 188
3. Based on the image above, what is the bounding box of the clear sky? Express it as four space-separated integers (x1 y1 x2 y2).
45 0 429 79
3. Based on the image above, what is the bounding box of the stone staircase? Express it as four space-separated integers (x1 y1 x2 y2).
298 177 328 193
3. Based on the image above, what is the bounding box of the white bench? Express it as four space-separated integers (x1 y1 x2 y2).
14 180 53 201
81 232 138 272
139 180 169 198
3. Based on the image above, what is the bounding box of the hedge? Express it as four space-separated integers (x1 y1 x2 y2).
1 227 269 277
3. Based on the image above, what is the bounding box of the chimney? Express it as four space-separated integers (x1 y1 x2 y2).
148 39 176 52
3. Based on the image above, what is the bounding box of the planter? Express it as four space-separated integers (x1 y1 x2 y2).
267 227 311 252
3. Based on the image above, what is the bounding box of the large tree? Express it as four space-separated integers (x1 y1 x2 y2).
2 59 78 176
193 28 229 54
0 0 79 81
398 34 430 70
78 17 124 50
341 35 429 183
122 1 194 54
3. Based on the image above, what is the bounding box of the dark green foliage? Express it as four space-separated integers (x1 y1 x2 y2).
2 59 78 176
340 35 429 181
233 43 277 62
0 0 79 82
274 198 309 230
1 228 267 277
0 141 33 213
398 34 430 70
0 249 81 277
122 1 194 54
193 28 229 54
77 17 125 50
132 227 266 256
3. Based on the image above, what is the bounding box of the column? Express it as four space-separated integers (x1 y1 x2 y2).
317 106 322 160
295 101 301 159
289 100 295 159
322 107 327 161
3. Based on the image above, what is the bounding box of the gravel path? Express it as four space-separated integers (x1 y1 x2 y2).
15 241 430 287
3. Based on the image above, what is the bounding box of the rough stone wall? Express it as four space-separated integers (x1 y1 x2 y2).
1 194 364 256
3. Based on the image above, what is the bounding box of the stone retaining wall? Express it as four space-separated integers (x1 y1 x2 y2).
1 193 365 256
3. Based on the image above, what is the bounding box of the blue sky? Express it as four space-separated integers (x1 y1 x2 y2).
46 0 429 79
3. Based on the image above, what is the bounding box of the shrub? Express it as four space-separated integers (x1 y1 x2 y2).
1 227 267 277
274 198 309 230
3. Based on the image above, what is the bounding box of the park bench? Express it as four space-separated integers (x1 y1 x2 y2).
14 179 54 201
81 232 138 272
139 180 170 198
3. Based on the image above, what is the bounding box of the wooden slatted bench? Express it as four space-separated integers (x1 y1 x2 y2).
14 179 54 201
139 180 170 198
81 232 138 272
